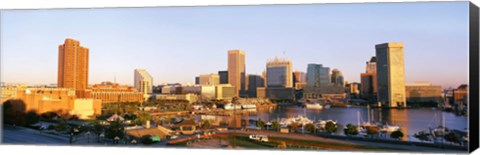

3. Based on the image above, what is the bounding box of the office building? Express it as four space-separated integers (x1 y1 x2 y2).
199 73 220 85
247 74 265 97
307 64 331 88
57 38 89 96
376 42 406 108
86 82 144 103
228 50 246 97
331 69 344 87
266 57 293 88
134 69 153 95
405 82 442 103
218 71 228 84
360 56 377 100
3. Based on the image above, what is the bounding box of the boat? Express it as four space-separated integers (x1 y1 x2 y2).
280 115 313 126
305 102 323 109
323 104 331 109
380 123 401 132
224 103 241 110
241 104 257 109
315 120 337 129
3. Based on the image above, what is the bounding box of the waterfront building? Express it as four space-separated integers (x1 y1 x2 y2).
452 84 468 113
345 82 361 98
247 74 265 97
57 38 89 97
199 73 220 85
215 84 236 101
307 64 331 88
155 93 199 103
266 57 293 88
228 50 246 97
134 69 153 95
293 71 307 90
303 86 346 100
360 56 377 101
331 69 344 87
376 42 406 108
256 87 266 98
218 71 228 84
405 82 442 103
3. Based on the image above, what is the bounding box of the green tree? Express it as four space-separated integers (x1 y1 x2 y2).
256 119 266 129
344 124 359 136
135 112 152 125
55 121 69 132
444 131 460 144
271 121 281 131
390 130 404 140
105 120 124 140
304 123 316 133
324 121 337 134
91 120 104 142
25 111 40 126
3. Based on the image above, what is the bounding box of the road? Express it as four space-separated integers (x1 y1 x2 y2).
2 126 67 145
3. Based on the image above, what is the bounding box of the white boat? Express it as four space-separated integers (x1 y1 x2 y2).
380 123 401 132
224 103 241 110
280 115 313 126
241 104 257 109
249 134 269 142
324 104 331 109
305 102 323 109
315 120 337 129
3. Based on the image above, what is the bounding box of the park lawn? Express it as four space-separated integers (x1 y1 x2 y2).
268 136 403 151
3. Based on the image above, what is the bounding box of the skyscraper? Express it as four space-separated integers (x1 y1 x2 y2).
376 42 406 108
306 64 331 88
134 69 153 95
228 50 246 97
360 56 377 100
331 69 344 87
266 57 293 88
58 38 89 92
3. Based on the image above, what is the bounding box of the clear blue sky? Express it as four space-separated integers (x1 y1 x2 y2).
1 2 469 88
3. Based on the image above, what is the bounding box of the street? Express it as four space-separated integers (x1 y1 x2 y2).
2 126 67 145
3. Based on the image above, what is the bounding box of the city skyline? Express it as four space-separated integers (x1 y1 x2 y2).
1 2 469 88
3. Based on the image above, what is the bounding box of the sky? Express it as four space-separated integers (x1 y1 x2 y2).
0 2 470 88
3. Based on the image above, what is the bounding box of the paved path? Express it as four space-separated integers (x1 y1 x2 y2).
2 126 67 145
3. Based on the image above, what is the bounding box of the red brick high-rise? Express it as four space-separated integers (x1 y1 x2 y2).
58 38 89 96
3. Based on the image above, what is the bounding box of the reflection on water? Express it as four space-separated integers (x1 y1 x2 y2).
251 106 467 141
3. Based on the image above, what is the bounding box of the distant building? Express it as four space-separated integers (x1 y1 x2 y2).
215 84 236 101
331 69 344 87
376 42 406 108
57 38 89 97
247 74 265 97
303 86 346 100
452 84 468 113
199 73 220 85
293 71 307 90
256 87 266 98
346 82 361 98
307 64 331 88
195 76 200 85
134 69 153 95
155 93 199 103
218 71 228 84
266 87 295 100
266 57 293 88
228 50 247 97
85 81 144 104
360 56 377 101
405 82 442 103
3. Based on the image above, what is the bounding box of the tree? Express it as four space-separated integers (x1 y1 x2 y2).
324 121 337 134
135 112 152 126
366 126 379 138
55 121 69 132
256 119 266 129
344 124 359 136
304 123 316 133
271 121 281 131
105 120 124 140
91 120 104 142
444 131 460 144
390 130 404 140
201 120 212 129
288 122 299 133
140 135 153 145
25 110 40 126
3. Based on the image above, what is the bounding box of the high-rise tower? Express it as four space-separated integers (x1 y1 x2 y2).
376 42 406 108
228 50 246 97
58 38 89 92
